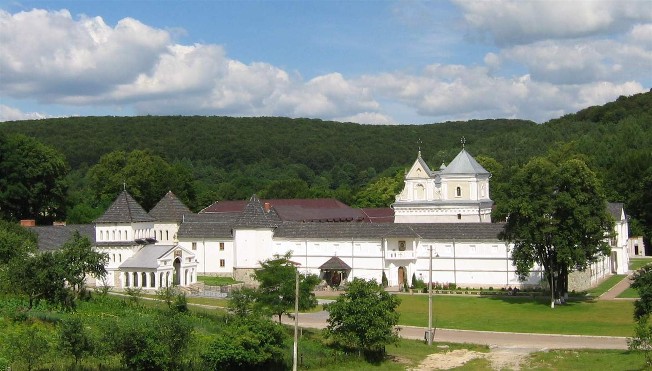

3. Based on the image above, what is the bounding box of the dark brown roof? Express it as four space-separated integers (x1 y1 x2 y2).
95 191 155 224
32 224 95 251
319 256 351 270
201 197 365 222
149 191 193 222
361 208 394 223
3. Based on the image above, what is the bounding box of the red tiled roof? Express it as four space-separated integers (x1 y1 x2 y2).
360 208 395 223
201 198 366 222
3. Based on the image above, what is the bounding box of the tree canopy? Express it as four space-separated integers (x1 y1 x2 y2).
325 278 401 358
499 157 613 307
252 252 320 323
0 133 69 224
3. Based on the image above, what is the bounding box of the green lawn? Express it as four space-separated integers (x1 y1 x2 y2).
526 349 646 370
395 294 634 337
587 274 626 296
630 257 652 271
197 275 240 286
618 287 639 298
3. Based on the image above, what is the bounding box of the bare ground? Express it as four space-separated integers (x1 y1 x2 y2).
409 346 540 370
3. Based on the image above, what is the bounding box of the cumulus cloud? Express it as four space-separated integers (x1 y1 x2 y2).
0 7 649 125
454 0 652 46
0 105 49 122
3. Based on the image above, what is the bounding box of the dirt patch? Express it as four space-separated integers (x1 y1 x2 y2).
410 346 536 370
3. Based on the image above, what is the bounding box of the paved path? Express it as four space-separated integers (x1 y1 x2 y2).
600 271 635 300
280 310 628 350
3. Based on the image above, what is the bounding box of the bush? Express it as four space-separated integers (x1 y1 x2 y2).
200 316 287 370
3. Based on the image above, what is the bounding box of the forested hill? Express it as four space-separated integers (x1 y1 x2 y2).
0 116 538 172
0 91 650 239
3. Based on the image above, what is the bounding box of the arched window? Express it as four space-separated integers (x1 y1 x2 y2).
112 230 115 240
118 230 122 240
184 269 189 286
125 272 130 287
159 272 164 288
133 272 139 287
150 272 156 288
166 230 169 241
141 272 147 287
100 231 104 241
456 187 461 197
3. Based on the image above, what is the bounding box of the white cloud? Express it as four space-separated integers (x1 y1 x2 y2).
455 0 652 45
0 104 49 122
0 7 649 125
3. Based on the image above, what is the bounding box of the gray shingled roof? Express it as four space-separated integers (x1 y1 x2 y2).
274 222 505 241
319 256 351 270
95 191 155 223
234 194 280 228
177 213 237 239
32 224 96 251
120 244 175 269
149 191 193 223
440 149 490 175
607 202 625 220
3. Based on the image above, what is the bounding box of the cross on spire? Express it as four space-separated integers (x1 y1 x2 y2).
460 136 466 149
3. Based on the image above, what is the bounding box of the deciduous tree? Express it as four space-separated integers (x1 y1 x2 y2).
500 157 613 307
0 133 69 224
252 252 320 323
325 278 401 359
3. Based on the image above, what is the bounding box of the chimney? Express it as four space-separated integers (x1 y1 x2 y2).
20 219 36 227
264 202 271 213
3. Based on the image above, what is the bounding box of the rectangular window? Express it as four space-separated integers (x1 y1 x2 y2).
192 242 197 250
220 259 225 267
219 242 225 251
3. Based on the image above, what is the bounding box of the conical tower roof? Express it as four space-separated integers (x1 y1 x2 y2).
440 149 489 175
95 190 155 223
149 191 192 222
234 194 280 228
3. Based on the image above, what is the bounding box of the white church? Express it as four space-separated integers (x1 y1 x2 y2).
34 147 631 292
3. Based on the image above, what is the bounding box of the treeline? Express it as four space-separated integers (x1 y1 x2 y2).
0 91 650 242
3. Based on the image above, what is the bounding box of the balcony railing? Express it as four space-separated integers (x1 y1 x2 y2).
386 250 416 259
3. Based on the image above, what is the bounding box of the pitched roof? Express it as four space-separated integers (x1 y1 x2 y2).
201 197 364 222
32 224 95 251
149 191 192 222
607 202 625 221
234 194 280 228
274 221 505 241
95 191 155 223
319 256 351 270
120 244 175 269
177 213 237 239
440 149 489 175
360 208 395 223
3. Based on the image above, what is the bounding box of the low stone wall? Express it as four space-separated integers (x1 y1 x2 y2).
233 268 257 285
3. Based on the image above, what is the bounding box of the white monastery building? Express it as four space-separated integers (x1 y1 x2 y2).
33 148 630 292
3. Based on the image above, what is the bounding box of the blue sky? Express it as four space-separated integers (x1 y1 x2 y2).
1 1 650 124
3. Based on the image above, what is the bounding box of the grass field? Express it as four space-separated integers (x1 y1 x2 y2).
196 275 240 286
629 257 652 271
395 294 634 336
587 274 626 296
618 287 639 298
